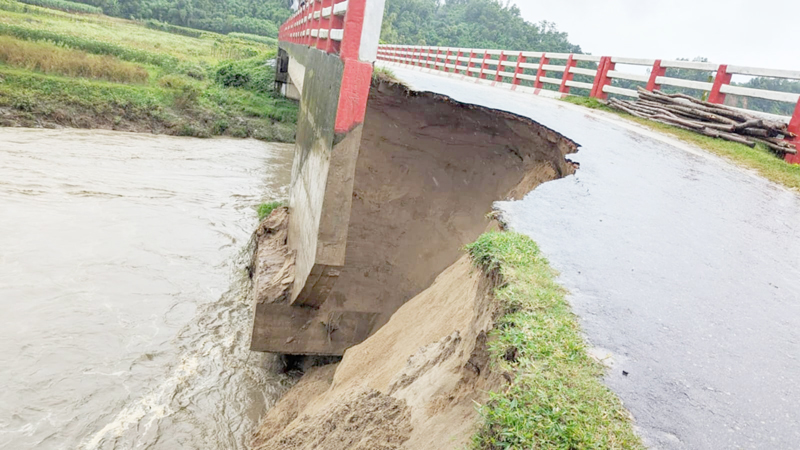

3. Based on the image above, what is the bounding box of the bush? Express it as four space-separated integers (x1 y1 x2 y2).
0 23 178 67
175 61 210 80
0 36 149 83
214 57 274 92
17 0 102 14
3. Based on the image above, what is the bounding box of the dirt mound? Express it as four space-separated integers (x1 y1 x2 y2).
253 389 412 450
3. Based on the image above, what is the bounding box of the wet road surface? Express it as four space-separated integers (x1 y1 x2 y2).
382 64 800 449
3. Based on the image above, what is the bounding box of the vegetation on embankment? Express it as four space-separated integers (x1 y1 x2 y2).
257 201 284 221
0 1 297 141
564 96 800 191
466 232 643 449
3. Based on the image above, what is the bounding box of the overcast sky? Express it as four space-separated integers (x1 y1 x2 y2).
514 0 799 71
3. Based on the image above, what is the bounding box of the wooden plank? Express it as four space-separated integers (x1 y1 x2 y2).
251 304 378 355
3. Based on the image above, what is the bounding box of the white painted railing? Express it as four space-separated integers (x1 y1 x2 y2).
377 44 800 163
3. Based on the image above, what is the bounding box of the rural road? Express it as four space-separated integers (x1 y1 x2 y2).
381 63 800 449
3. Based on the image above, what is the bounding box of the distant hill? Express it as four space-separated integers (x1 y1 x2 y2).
381 0 581 54
68 0 293 37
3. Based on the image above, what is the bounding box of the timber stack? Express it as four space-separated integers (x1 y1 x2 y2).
606 87 797 155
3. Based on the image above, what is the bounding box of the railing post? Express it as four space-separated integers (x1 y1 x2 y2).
535 54 549 89
512 53 526 90
424 47 433 69
433 47 441 71
479 51 489 79
467 50 477 78
708 64 732 104
443 49 451 73
646 59 666 91
559 54 577 94
785 99 800 164
591 56 614 100
495 51 507 83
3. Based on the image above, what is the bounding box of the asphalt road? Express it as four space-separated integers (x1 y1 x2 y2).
382 63 800 449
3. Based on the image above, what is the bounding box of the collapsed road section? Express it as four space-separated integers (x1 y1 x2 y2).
251 74 578 355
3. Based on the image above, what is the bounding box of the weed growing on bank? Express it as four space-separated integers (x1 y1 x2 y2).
257 201 285 221
467 232 643 449
563 95 800 191
0 36 149 83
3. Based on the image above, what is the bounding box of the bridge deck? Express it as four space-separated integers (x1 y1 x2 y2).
380 64 800 449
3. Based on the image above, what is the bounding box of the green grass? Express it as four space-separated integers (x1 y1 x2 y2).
257 201 284 220
0 1 298 141
467 232 643 449
18 0 101 14
563 96 800 191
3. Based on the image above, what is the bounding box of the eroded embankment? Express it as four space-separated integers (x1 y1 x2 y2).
313 78 578 331
250 78 593 449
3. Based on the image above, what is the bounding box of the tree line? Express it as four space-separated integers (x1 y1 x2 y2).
381 0 581 53
69 0 293 36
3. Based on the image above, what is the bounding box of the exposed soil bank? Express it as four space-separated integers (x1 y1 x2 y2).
316 79 578 330
251 79 580 448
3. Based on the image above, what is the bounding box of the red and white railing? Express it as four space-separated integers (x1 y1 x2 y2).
279 0 350 54
377 45 800 163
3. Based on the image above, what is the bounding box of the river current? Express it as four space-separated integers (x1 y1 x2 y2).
0 128 295 449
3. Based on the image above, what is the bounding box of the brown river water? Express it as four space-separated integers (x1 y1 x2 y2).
0 128 295 449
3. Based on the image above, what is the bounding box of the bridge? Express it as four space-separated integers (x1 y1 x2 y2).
253 2 800 448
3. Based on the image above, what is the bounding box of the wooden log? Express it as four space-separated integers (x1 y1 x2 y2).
754 138 798 154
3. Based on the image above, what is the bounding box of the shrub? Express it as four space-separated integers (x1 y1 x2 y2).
214 57 274 92
17 0 102 14
0 36 149 83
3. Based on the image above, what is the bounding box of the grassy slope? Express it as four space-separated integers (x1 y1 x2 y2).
467 232 643 449
0 1 297 141
563 96 800 191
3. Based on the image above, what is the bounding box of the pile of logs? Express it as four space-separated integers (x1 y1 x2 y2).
606 87 797 155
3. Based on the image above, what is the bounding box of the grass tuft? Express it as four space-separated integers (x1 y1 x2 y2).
257 201 284 221
562 96 800 191
0 35 149 83
467 232 643 449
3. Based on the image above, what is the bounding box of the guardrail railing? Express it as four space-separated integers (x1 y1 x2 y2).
279 0 350 54
377 45 800 163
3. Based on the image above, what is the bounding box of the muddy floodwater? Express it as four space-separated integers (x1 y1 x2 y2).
0 128 294 449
